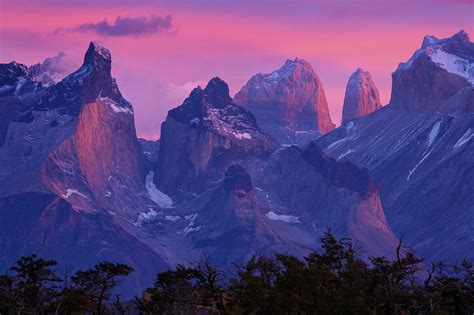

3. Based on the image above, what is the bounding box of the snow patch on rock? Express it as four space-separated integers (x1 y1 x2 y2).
62 189 88 199
146 171 173 208
183 213 200 235
407 148 435 181
136 209 159 226
338 149 355 161
265 211 300 224
190 117 200 126
165 215 181 222
429 48 474 84
232 132 252 140
427 120 441 148
454 129 473 149
98 97 133 115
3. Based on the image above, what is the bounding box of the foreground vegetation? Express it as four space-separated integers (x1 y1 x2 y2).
0 231 472 314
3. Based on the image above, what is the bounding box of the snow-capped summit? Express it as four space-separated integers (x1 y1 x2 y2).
234 58 335 145
342 68 381 123
264 58 313 81
421 30 470 50
0 61 42 98
398 30 473 78
168 77 263 138
391 30 474 113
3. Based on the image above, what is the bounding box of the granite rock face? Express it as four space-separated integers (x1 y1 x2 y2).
342 68 381 123
234 59 335 145
0 42 165 297
153 143 399 268
317 31 474 263
390 30 474 114
150 75 398 267
156 77 279 198
256 143 399 259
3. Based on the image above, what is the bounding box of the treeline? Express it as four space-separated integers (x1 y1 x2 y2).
1 231 473 314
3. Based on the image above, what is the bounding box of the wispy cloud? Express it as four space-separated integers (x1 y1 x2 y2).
55 15 173 37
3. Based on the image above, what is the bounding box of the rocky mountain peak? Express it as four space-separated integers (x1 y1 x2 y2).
168 77 260 133
157 77 279 197
421 30 468 48
0 62 28 86
342 68 381 123
234 58 335 145
33 42 130 115
390 30 473 113
84 41 112 67
268 58 313 80
448 29 470 43
0 61 42 98
203 77 232 107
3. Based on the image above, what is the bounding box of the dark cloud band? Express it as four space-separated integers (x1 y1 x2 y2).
55 15 173 37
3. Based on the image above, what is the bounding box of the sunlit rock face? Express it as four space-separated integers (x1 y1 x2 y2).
342 68 381 123
0 42 165 297
234 58 335 145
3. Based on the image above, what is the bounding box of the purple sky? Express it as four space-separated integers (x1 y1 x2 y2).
1 0 473 139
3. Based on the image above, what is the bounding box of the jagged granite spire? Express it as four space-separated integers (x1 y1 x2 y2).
234 58 335 145
342 68 381 123
33 41 130 115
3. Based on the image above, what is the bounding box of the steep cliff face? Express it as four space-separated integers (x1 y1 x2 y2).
156 77 279 198
390 30 473 114
178 165 288 266
342 68 381 123
6 41 148 217
234 59 335 145
150 75 398 266
0 42 165 296
317 31 474 262
255 142 399 258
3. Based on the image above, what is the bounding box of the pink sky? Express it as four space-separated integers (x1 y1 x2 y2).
1 0 473 139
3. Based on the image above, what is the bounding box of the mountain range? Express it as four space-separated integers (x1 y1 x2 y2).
0 31 472 296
